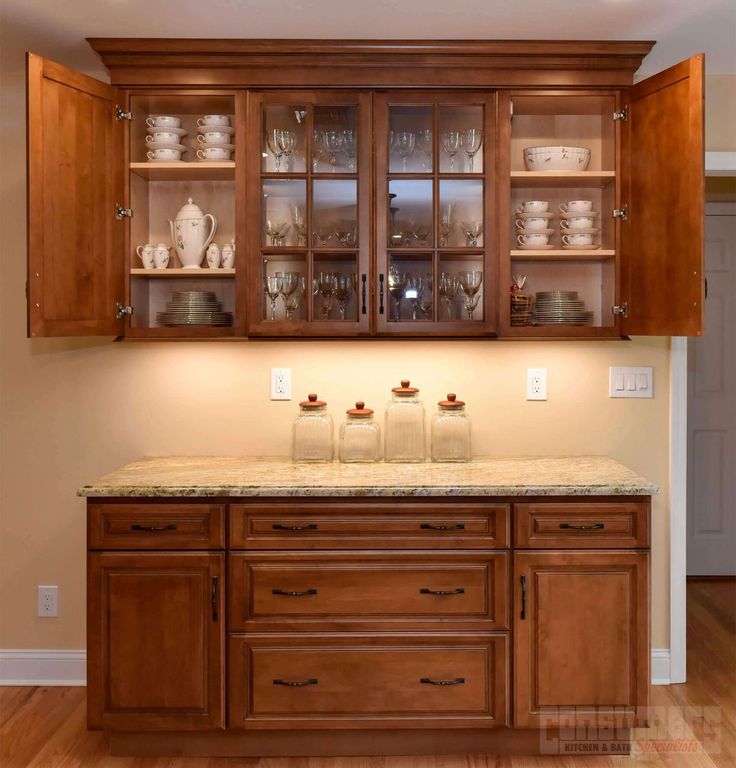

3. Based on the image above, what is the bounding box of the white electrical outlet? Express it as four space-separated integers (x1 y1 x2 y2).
526 368 547 401
270 368 292 400
38 586 58 617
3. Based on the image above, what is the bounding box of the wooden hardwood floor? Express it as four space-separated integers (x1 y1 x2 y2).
1 579 733 768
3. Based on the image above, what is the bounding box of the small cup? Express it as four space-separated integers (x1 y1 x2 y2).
145 115 181 129
147 148 181 161
153 243 170 269
197 115 230 128
515 200 548 214
221 241 235 269
196 147 231 161
562 232 594 247
136 243 155 269
197 132 230 145
517 232 550 247
561 216 595 230
206 243 222 269
515 217 549 232
145 131 180 145
559 200 593 213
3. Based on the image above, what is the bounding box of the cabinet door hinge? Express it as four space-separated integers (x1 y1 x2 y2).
115 302 134 320
612 302 628 318
115 105 132 121
613 106 628 121
115 204 133 220
612 205 628 221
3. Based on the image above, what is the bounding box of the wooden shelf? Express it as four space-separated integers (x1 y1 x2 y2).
510 171 615 188
511 249 615 261
131 268 235 277
130 162 235 181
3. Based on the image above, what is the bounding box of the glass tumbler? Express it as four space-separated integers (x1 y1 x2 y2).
339 402 381 463
292 394 333 462
384 380 426 462
431 393 471 462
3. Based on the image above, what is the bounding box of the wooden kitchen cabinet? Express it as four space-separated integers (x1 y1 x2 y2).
27 42 704 339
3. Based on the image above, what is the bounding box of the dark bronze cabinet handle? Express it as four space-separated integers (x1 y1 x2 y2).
559 523 604 531
379 273 385 314
272 588 318 597
361 273 367 315
273 678 318 687
211 576 219 621
272 523 318 531
421 677 465 686
520 575 526 620
420 523 466 531
131 523 177 532
420 588 465 596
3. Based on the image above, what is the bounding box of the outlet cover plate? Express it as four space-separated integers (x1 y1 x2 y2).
270 368 292 400
38 585 58 617
609 366 653 398
527 367 548 401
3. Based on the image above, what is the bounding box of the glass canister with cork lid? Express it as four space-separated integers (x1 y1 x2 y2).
292 393 333 462
431 393 471 462
384 380 426 462
339 402 381 463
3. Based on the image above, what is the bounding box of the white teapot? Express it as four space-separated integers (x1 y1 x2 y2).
168 198 217 269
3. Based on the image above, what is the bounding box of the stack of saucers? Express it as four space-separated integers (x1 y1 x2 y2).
156 290 233 327
532 291 593 327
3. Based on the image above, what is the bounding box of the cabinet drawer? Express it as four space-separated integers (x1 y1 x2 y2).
88 503 225 549
229 633 508 729
515 502 649 549
229 551 508 631
230 502 509 549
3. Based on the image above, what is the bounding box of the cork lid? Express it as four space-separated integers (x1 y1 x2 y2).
346 401 373 416
391 379 419 395
299 393 326 409
438 393 465 408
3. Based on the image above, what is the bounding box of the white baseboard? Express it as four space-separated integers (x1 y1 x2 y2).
651 648 671 685
0 649 86 686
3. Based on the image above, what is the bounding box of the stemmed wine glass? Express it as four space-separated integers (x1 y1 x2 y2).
439 203 455 246
415 128 433 170
342 129 357 172
411 222 431 246
387 265 406 321
277 271 300 320
441 130 462 171
334 274 353 320
265 220 289 246
312 130 326 172
461 128 483 172
290 205 307 246
264 275 283 320
439 272 459 320
458 270 483 320
393 131 416 172
419 274 434 319
278 130 296 171
316 271 337 319
461 221 483 247
282 274 305 321
335 223 357 247
322 131 344 172
267 129 284 171
404 274 424 320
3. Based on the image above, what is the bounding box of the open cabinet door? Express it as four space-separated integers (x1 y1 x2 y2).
621 54 704 336
27 53 125 336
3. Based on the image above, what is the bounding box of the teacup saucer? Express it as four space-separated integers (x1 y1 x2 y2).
146 159 186 163
516 211 554 220
559 210 599 219
562 244 601 250
516 243 556 250
560 227 600 235
146 142 188 152
146 126 188 137
516 227 554 235
197 125 235 135
195 142 235 151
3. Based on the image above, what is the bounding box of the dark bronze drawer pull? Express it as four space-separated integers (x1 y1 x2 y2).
130 523 177 532
361 273 367 315
420 588 465 596
520 575 527 620
211 576 219 621
559 523 605 531
273 678 318 687
272 588 318 597
272 523 318 531
421 677 465 686
379 273 385 314
420 523 466 531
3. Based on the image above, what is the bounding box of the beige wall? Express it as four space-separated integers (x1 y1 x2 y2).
706 75 736 152
0 28 674 653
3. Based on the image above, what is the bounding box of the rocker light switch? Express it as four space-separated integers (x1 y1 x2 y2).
609 367 653 398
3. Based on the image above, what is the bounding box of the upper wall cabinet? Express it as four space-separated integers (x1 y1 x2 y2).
26 43 705 340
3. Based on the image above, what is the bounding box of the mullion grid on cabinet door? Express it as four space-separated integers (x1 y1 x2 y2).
306 103 314 324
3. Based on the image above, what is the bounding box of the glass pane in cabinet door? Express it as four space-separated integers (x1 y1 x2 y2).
387 254 434 323
387 179 433 248
439 179 484 248
439 255 484 322
313 106 358 174
312 254 360 322
262 179 306 248
312 180 358 248
388 106 433 173
262 105 307 173
439 105 484 174
262 255 308 322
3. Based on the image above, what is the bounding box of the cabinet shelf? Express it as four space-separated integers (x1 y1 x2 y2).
510 171 615 188
511 249 615 261
131 268 235 277
130 162 235 181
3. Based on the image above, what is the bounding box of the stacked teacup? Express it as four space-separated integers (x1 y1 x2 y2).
196 115 235 162
559 200 600 249
515 200 554 250
146 115 188 162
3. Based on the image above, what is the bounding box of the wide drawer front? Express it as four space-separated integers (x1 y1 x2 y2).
515 502 649 548
229 634 508 729
88 503 225 549
230 502 509 549
229 552 508 631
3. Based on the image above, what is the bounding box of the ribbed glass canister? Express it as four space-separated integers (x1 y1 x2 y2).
339 402 381 463
431 393 471 462
384 380 426 462
292 393 333 462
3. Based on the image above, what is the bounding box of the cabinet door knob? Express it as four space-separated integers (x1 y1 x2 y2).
131 523 177 532
420 677 465 686
420 588 465 596
559 523 604 531
273 678 318 687
272 588 318 597
420 523 466 531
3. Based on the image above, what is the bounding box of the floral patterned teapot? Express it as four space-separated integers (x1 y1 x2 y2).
168 198 217 269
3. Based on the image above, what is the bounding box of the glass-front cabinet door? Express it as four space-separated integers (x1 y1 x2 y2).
374 92 497 336
246 92 371 336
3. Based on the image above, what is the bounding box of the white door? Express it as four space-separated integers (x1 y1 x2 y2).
687 203 736 575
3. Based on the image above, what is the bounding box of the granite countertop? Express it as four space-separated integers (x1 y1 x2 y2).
78 456 659 498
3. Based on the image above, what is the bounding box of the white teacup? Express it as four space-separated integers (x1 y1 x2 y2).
146 115 181 129
561 216 595 230
206 243 222 269
197 115 230 128
517 232 550 247
154 243 170 269
197 132 230 145
515 200 548 214
515 217 549 232
196 147 232 161
562 232 594 246
559 200 593 213
146 132 180 145
136 243 155 269
221 241 235 269
147 148 182 161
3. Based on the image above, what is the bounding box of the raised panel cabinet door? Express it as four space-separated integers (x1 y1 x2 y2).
87 552 224 731
26 53 125 337
514 550 649 729
621 54 704 336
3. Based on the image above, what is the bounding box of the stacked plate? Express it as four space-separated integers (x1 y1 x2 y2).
532 291 593 326
156 291 233 327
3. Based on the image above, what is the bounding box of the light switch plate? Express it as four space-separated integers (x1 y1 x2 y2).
609 366 653 398
270 368 292 400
